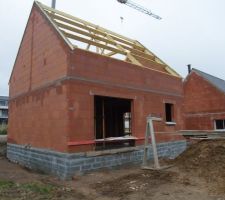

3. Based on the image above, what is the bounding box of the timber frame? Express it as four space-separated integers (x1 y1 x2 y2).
36 1 180 77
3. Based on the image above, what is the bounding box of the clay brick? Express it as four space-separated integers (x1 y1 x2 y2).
183 72 225 130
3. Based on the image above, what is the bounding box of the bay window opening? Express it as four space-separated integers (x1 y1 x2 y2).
94 96 134 150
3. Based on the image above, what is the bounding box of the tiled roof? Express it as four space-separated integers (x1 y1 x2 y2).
192 68 225 94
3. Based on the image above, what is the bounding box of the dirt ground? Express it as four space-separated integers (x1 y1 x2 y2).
1 140 225 200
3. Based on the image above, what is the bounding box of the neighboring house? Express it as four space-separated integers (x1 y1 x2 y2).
0 96 8 125
8 1 186 179
184 68 225 131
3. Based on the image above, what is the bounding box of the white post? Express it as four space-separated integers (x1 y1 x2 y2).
149 117 160 169
142 115 162 169
142 120 150 167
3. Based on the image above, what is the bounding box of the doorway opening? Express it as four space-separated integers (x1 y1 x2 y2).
94 95 134 150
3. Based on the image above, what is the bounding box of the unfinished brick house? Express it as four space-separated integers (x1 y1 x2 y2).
184 68 225 130
7 1 186 179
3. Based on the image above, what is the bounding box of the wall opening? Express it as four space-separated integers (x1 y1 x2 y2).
165 103 174 122
94 95 134 150
214 119 225 130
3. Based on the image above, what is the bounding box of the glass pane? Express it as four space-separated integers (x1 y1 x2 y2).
2 110 8 117
0 101 5 106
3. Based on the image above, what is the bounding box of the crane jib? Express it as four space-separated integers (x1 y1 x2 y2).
117 0 162 20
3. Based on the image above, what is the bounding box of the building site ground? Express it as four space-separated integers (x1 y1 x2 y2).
0 139 225 200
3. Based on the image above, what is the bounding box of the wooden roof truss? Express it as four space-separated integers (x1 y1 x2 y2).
36 1 180 77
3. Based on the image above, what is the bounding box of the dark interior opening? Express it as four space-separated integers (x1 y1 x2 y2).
165 103 173 122
215 120 225 130
94 95 134 150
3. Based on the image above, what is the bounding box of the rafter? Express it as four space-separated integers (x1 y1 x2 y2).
42 5 144 50
35 1 181 77
54 21 155 61
135 41 181 77
62 31 126 55
104 51 117 57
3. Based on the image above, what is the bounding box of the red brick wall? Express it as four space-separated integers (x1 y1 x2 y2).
69 49 182 95
183 72 225 130
8 82 69 152
9 5 69 98
9 4 185 153
66 50 184 151
66 80 184 152
8 5 70 152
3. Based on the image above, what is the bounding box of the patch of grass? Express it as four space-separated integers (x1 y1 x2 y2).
0 125 7 135
22 182 54 194
0 179 79 199
0 180 15 189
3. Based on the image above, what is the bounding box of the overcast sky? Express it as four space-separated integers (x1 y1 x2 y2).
1 0 225 96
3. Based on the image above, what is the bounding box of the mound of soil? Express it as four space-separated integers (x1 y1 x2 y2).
94 170 178 198
175 139 225 194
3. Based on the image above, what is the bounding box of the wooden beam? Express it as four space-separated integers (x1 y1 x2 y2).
37 2 176 73
54 21 155 60
39 3 145 47
62 30 126 55
47 12 145 51
165 66 180 77
101 41 108 55
55 22 164 66
132 54 167 68
43 4 136 42
56 22 156 63
126 53 142 66
130 48 155 60
62 28 164 67
106 34 142 66
55 22 151 65
55 21 115 46
135 41 181 77
104 51 117 56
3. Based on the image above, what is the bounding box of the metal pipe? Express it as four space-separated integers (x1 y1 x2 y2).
187 64 192 74
51 0 56 9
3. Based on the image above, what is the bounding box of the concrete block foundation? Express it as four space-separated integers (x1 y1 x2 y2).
7 140 186 180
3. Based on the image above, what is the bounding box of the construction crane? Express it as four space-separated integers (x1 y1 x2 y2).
117 0 162 20
51 0 161 20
